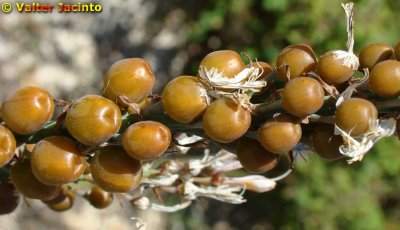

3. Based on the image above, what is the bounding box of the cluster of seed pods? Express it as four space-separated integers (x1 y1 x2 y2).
0 2 399 215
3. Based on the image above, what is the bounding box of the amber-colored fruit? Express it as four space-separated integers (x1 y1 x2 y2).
31 136 86 185
200 50 245 78
258 115 302 154
0 125 16 167
202 98 251 143
162 76 208 124
236 138 279 173
88 186 113 209
1 86 54 135
395 42 400 61
317 50 356 85
245 61 273 78
65 95 122 146
122 121 171 161
368 60 400 98
103 58 155 103
281 77 325 117
90 146 142 193
10 160 60 201
335 98 378 136
0 182 20 215
46 190 74 212
359 43 394 70
312 124 344 161
276 44 317 80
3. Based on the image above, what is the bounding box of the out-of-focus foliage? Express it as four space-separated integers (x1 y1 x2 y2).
183 0 400 69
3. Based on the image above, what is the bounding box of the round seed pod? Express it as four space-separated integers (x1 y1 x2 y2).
0 125 16 168
88 186 113 209
202 98 251 143
281 77 325 118
312 124 344 161
90 146 142 193
103 58 155 103
276 44 317 81
162 76 208 124
368 60 400 98
359 43 394 70
335 98 378 137
10 160 60 201
236 137 279 173
200 50 245 78
1 86 54 135
0 182 20 215
317 50 358 85
257 114 302 154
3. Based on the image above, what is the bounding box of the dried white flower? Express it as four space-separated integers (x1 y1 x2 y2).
335 118 397 163
224 175 276 193
150 201 192 212
142 174 179 187
331 50 359 70
131 196 151 210
198 66 266 92
183 181 246 204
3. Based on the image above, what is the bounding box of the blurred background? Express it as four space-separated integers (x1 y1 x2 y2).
1 0 400 229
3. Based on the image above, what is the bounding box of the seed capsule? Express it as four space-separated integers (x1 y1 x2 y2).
276 44 317 80
103 58 155 103
1 86 54 135
335 98 378 136
162 76 208 124
200 50 245 78
281 77 325 117
312 124 344 161
257 115 302 154
202 98 251 143
0 125 16 167
368 60 400 98
359 43 394 70
236 138 279 173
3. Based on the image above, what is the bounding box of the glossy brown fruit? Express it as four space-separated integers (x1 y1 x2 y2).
162 76 208 124
46 190 74 212
281 77 325 117
317 50 356 85
88 186 113 209
0 182 20 215
312 124 344 161
395 42 400 61
200 50 245 78
10 160 60 201
65 95 122 146
90 146 142 193
1 86 54 135
103 58 155 103
276 44 317 80
0 125 16 167
236 137 279 173
31 136 86 185
203 98 251 143
245 61 273 78
258 115 302 154
335 98 378 136
368 60 400 98
122 121 171 161
359 43 394 70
